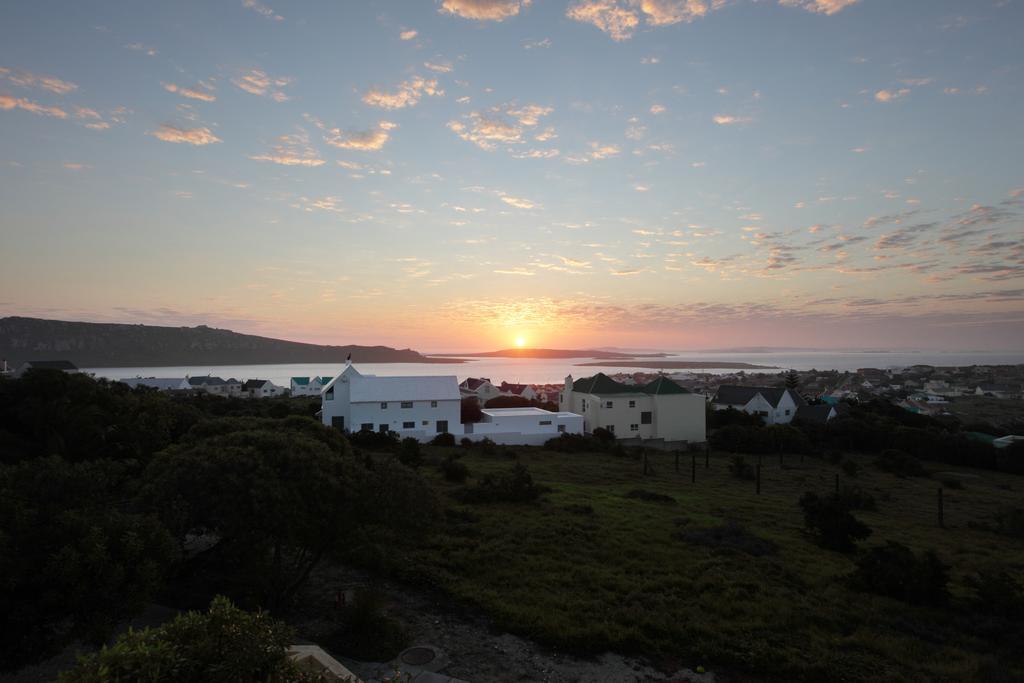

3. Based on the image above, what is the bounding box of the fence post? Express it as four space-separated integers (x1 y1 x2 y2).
675 450 679 473
705 445 709 469
643 450 649 476
756 464 761 495
691 452 696 484
938 487 945 528
835 473 840 494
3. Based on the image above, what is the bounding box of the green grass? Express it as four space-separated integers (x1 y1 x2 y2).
376 447 1024 682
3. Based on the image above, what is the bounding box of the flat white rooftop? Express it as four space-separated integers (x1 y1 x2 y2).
481 408 580 418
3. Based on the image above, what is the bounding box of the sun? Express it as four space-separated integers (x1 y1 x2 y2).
514 335 526 348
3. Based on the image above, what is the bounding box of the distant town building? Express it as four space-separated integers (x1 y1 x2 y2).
187 376 230 395
974 383 1021 399
793 404 837 425
499 381 538 401
459 377 503 404
120 377 190 391
16 360 79 377
243 379 285 398
560 373 706 445
710 385 805 425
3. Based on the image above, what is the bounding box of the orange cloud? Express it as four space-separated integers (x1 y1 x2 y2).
149 124 221 145
0 94 68 118
163 82 217 102
440 0 531 21
362 76 443 109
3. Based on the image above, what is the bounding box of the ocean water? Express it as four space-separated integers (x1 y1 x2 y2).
85 350 1024 388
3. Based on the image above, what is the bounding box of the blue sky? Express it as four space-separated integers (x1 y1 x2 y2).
1 0 1022 351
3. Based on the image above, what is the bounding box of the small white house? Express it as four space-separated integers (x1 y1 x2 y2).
321 364 462 441
244 379 286 398
464 407 583 445
499 382 538 401
120 377 191 391
459 377 503 404
710 386 804 425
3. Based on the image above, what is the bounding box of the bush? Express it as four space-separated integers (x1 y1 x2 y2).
707 406 763 429
712 425 771 454
836 485 877 511
477 437 496 456
455 463 544 504
875 449 927 477
544 432 606 453
58 596 310 683
966 566 1024 618
460 437 473 449
940 477 963 490
674 522 778 557
592 427 616 444
398 437 421 468
624 489 676 504
840 459 860 477
993 507 1024 539
348 429 399 452
441 456 469 483
728 455 755 480
849 542 949 606
327 587 409 662
430 432 456 448
460 397 483 424
799 492 872 552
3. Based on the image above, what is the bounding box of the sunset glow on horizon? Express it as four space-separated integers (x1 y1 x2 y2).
1 1 1021 352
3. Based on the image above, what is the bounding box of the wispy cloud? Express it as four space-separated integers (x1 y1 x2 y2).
323 120 398 151
0 94 67 118
500 194 539 209
149 124 221 145
713 114 752 125
124 42 157 56
362 76 443 109
778 0 859 15
400 28 418 40
439 0 531 21
874 88 909 102
250 129 324 164
242 0 283 21
448 103 554 151
232 69 291 101
0 66 77 94
163 82 216 102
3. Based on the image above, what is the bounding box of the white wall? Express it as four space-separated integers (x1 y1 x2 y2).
561 387 706 443
348 398 461 441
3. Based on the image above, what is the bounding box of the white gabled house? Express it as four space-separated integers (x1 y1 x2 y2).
321 364 462 440
120 377 191 391
459 377 503 404
499 382 538 401
244 378 286 398
710 385 805 425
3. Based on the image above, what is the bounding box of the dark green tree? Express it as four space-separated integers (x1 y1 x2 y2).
784 369 801 391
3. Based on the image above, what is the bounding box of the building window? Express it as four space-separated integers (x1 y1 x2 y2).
539 420 552 425
628 400 636 408
403 421 415 429
641 411 652 425
422 420 429 426
559 393 563 403
608 424 616 434
436 420 449 433
785 409 791 416
630 424 639 432
581 399 587 411
325 388 334 400
557 424 566 433
605 401 613 408
360 423 373 432
430 400 438 408
380 401 388 409
401 401 414 409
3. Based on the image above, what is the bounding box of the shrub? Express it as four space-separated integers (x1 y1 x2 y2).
461 397 483 424
728 455 755 480
940 477 963 490
848 541 949 606
993 507 1024 539
460 437 473 449
799 491 872 552
712 425 771 454
624 489 676 504
966 566 1024 618
544 432 605 453
477 437 496 456
836 485 877 511
58 596 309 683
398 437 421 468
441 456 469 483
840 459 860 477
455 463 544 504
348 429 399 452
565 503 594 515
430 432 456 448
875 449 927 477
592 427 616 444
675 522 778 557
327 587 409 662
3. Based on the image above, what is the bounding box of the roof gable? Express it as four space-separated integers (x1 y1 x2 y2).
642 376 689 395
572 373 639 395
292 377 310 385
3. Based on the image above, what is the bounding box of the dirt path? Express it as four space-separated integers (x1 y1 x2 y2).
290 563 727 683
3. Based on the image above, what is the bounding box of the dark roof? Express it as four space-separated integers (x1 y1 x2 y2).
24 360 78 370
977 383 1018 392
463 377 491 390
501 382 530 394
243 379 268 389
641 376 690 395
572 373 640 395
292 376 310 385
188 376 226 386
794 404 835 425
712 385 804 408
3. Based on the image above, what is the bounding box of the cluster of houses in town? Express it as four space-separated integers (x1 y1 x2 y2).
120 375 288 398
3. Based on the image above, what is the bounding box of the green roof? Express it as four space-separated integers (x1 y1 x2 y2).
292 377 310 385
642 376 689 395
572 373 642 395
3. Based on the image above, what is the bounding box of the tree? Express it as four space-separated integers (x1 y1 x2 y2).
784 369 800 391
799 491 872 552
58 595 321 683
140 419 361 608
0 456 176 671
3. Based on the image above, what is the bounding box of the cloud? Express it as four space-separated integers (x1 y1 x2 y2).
424 61 453 73
124 43 157 56
589 142 620 159
641 56 660 64
507 103 553 125
0 94 68 118
713 114 751 125
0 67 77 94
400 29 418 40
523 38 551 49
250 129 324 164
448 103 554 151
323 120 397 151
163 82 216 102
778 0 859 14
649 103 666 114
874 88 909 102
640 0 709 26
233 69 291 101
500 195 538 209
242 0 283 21
439 0 531 21
362 76 443 109
149 124 221 145
566 0 641 40
62 162 90 170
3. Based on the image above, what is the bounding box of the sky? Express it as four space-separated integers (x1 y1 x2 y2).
0 0 1022 352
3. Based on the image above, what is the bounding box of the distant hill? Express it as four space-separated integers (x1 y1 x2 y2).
0 317 452 367
434 348 668 359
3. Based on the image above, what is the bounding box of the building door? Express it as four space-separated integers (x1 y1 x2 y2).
331 416 344 431
436 420 448 433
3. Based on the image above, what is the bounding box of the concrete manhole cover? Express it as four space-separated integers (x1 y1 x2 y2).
400 647 436 666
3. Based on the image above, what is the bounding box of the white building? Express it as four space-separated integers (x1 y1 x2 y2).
710 385 805 425
559 373 706 445
120 377 191 391
465 407 583 446
244 379 286 398
459 377 503 404
293 375 335 397
499 382 538 401
321 364 462 440
15 360 79 377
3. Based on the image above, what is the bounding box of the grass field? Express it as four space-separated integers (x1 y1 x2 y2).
371 445 1024 682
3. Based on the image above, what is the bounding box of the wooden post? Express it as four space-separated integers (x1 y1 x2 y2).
674 450 679 473
779 450 784 467
756 464 761 495
938 487 944 528
705 446 709 469
691 452 696 483
643 450 649 476
835 473 840 494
